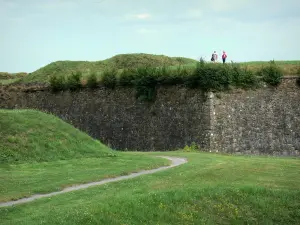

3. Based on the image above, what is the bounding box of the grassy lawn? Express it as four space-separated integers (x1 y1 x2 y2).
1 152 299 225
0 153 168 202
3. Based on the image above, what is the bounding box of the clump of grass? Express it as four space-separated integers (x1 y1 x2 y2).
49 75 66 92
101 68 118 89
118 68 137 86
258 60 283 86
157 66 185 85
66 71 82 91
183 142 200 152
86 72 98 88
134 67 158 101
231 63 260 89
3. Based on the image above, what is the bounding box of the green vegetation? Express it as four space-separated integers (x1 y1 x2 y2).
14 54 300 85
101 68 118 89
86 72 98 88
0 154 168 202
0 72 27 85
0 109 116 164
48 60 284 101
0 78 19 85
1 152 299 225
258 60 283 86
0 109 168 201
0 72 27 80
17 54 197 84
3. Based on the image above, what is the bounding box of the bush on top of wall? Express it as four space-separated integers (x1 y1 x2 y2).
49 60 284 100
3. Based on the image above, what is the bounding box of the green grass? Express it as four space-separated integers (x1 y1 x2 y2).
1 152 299 225
0 153 168 202
240 61 300 75
0 78 20 85
6 54 300 86
0 109 116 163
0 109 169 202
17 53 197 84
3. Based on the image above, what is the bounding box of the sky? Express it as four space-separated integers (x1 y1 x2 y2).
0 0 300 73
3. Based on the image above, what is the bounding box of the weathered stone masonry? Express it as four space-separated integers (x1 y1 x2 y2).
0 77 299 155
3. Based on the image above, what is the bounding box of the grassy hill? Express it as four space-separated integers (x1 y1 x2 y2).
0 109 116 164
17 54 197 84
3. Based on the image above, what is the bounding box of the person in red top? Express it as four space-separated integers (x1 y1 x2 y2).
222 51 227 64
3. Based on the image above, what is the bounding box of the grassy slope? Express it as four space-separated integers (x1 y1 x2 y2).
0 109 115 163
0 110 169 201
17 53 197 84
1 152 299 224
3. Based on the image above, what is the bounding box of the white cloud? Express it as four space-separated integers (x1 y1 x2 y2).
126 13 152 20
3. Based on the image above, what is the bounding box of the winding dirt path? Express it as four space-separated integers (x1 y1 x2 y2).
0 156 187 207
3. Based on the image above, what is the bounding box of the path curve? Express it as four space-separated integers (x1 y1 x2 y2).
0 156 187 207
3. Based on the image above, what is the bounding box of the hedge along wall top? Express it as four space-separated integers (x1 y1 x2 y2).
49 60 284 101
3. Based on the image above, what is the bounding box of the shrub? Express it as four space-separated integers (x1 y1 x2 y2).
101 69 117 89
118 69 137 86
196 63 231 91
258 60 283 86
157 66 185 85
183 142 200 152
66 71 82 91
134 68 158 101
184 62 203 88
49 75 66 92
231 63 260 89
86 73 98 88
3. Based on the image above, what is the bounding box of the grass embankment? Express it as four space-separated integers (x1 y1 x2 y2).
14 54 300 85
0 110 169 201
1 152 299 224
0 72 27 85
17 54 197 84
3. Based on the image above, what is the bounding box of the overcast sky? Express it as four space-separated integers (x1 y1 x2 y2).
1 0 300 73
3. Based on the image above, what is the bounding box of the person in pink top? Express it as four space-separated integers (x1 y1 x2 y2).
222 51 227 64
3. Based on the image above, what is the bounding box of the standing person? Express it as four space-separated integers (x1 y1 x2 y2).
222 51 227 64
211 51 218 63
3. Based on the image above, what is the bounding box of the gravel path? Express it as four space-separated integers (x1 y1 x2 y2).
0 156 187 207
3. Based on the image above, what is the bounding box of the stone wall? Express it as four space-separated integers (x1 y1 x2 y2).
212 78 300 156
0 86 210 151
0 77 299 155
